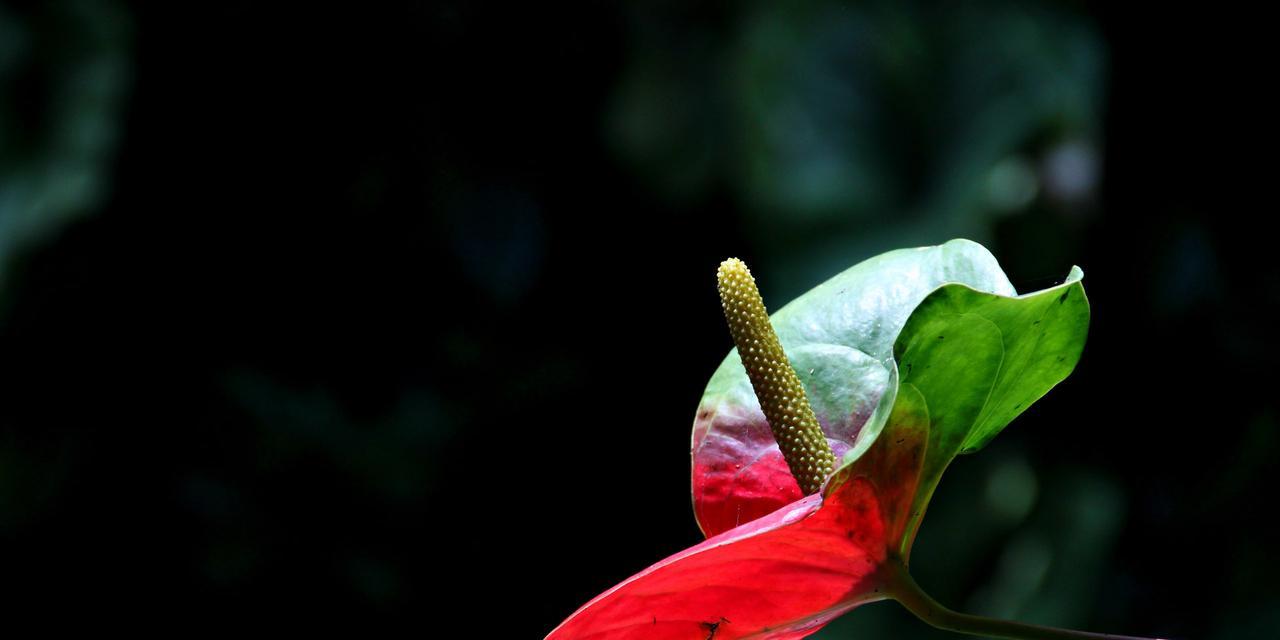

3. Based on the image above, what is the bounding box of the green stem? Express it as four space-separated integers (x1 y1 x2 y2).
880 560 1163 640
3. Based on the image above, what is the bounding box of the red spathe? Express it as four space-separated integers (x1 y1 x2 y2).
546 476 890 640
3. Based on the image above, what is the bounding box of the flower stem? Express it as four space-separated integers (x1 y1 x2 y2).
879 559 1163 640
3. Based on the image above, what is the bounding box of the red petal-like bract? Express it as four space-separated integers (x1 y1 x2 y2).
548 393 929 640
546 476 890 640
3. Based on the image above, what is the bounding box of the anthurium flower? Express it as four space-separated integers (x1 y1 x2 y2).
547 240 1157 640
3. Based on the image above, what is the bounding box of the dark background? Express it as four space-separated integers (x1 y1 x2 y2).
1 2 1275 637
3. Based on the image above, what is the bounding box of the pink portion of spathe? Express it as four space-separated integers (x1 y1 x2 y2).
692 399 855 538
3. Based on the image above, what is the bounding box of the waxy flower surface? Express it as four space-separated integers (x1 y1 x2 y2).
547 240 1092 639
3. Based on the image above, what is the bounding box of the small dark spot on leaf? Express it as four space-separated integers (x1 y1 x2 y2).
1033 320 1041 325
1013 403 1022 410
937 335 945 340
1058 291 1069 303
701 618 730 639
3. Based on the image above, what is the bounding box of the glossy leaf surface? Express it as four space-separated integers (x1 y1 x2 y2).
886 267 1089 554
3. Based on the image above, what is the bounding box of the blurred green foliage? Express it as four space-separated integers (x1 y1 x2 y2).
610 1 1103 300
0 1 130 286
